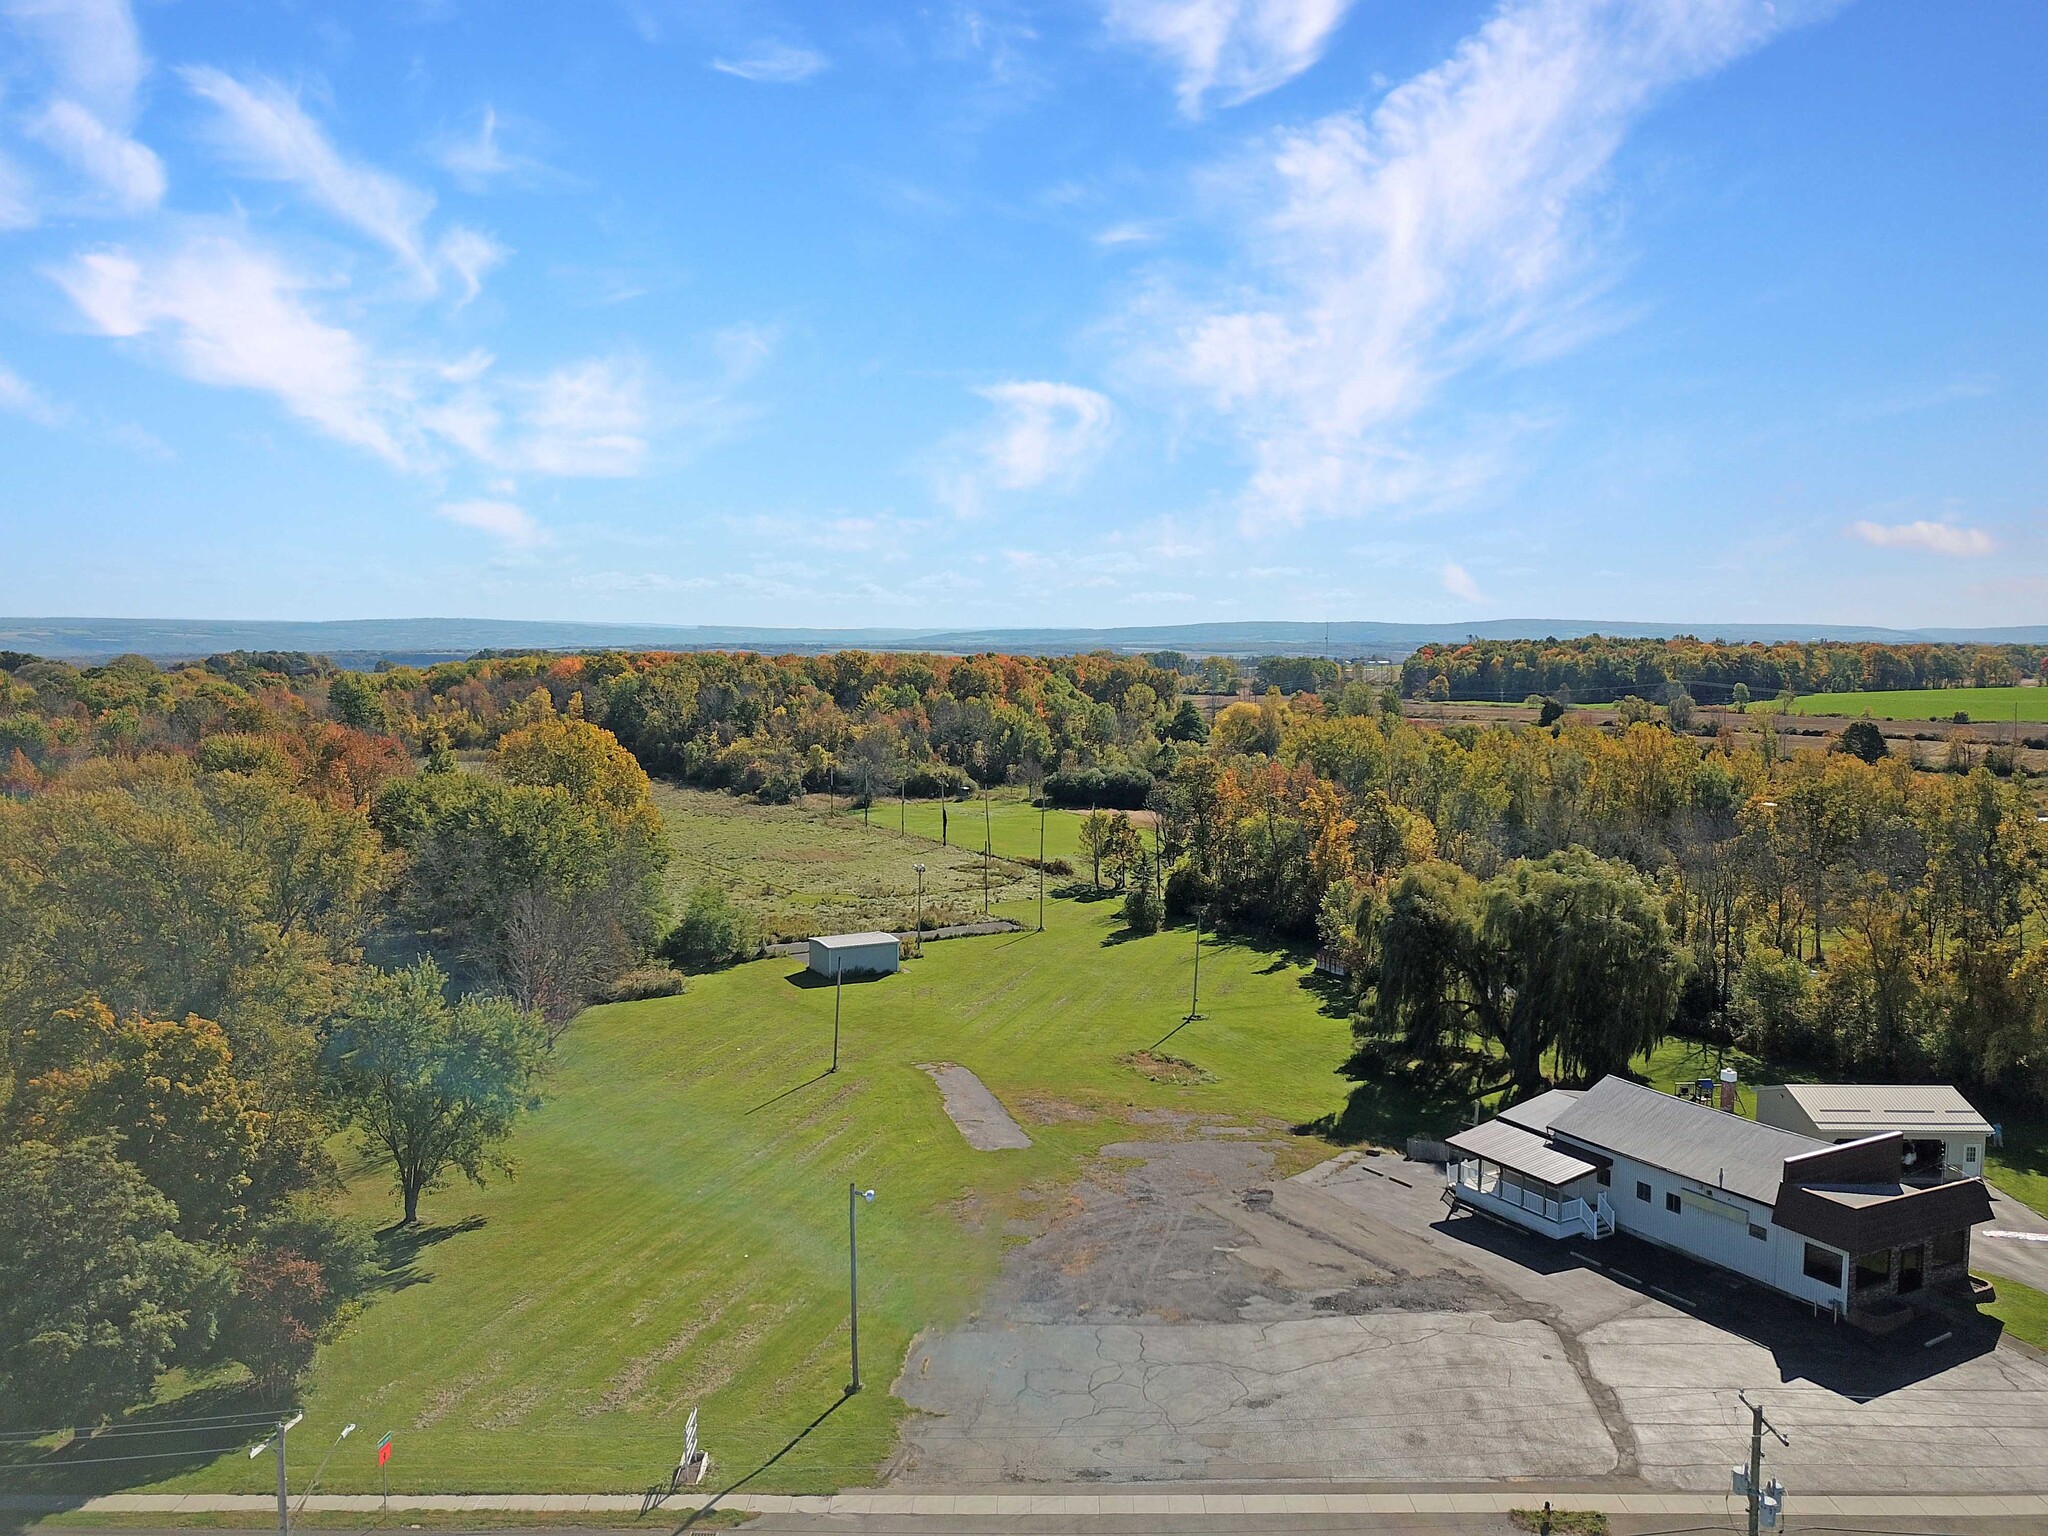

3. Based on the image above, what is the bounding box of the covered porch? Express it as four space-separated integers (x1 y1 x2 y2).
1445 1118 1614 1240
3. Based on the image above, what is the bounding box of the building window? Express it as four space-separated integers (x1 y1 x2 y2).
1749 1223 1768 1241
1636 1180 1651 1202
1932 1229 1966 1267
1664 1191 1682 1214
1853 1251 1891 1292
1966 1145 1978 1165
1802 1244 1843 1287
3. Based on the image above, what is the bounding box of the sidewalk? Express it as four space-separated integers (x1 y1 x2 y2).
7 1490 2048 1521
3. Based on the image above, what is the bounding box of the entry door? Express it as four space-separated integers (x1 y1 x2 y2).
1898 1244 1924 1294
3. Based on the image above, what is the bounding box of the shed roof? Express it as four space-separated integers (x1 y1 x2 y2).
808 931 902 949
1498 1088 1584 1136
1775 1083 1992 1136
1447 1119 1599 1188
1549 1076 1824 1206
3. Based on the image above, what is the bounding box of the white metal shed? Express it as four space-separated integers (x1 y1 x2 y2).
806 931 902 979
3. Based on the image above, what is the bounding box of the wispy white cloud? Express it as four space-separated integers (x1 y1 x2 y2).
939 381 1116 514
436 224 507 305
2 0 164 216
976 381 1116 490
1104 0 1354 116
430 105 562 193
437 497 547 548
182 67 437 275
27 98 164 211
54 235 402 460
1131 0 1834 528
1095 220 1164 248
0 358 67 426
53 233 654 478
1441 561 1485 604
515 359 648 476
710 43 829 83
1848 519 1994 557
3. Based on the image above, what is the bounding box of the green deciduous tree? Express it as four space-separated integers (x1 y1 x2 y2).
0 1139 226 1425
320 962 548 1225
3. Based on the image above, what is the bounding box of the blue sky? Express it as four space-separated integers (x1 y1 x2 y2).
0 0 2042 628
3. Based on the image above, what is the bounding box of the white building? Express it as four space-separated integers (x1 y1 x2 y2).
1754 1083 1991 1181
1446 1076 1992 1326
806 931 902 979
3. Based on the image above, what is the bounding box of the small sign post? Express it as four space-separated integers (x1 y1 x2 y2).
376 1433 393 1512
676 1406 707 1487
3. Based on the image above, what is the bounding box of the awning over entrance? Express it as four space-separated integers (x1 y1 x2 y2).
1446 1119 1599 1187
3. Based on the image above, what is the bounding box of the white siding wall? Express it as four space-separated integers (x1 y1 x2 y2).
806 938 901 977
1597 1150 1848 1311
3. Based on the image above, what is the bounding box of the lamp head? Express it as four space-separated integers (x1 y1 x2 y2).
914 863 925 873
341 1423 356 1438
861 1188 876 1203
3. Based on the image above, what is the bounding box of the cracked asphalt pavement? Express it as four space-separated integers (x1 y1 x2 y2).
887 1132 2048 1494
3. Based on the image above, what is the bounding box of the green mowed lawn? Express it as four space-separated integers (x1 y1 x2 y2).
1750 685 2048 722
105 894 1350 1497
1978 1272 2048 1353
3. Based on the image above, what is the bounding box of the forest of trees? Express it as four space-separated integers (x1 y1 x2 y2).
3 642 2046 1424
0 654 667 1421
1402 635 2048 704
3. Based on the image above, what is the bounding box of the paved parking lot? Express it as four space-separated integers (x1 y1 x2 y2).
890 1132 2048 1494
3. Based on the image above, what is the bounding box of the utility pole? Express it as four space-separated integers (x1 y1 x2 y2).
1037 804 1046 932
1186 907 1205 1022
832 970 842 1072
248 1412 302 1536
913 863 926 957
1738 1390 1788 1535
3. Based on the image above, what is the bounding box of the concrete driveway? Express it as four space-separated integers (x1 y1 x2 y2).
891 1131 2048 1496
1976 1182 2048 1295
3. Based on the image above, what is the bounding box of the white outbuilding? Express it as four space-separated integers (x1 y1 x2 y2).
806 931 902 979
1754 1083 1993 1181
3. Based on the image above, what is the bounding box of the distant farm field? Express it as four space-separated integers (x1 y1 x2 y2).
1752 686 2048 723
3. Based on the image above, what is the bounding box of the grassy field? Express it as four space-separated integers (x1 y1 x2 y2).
877 791 1095 867
1748 685 2048 723
654 784 1063 940
55 873 1351 1497
1978 1272 2048 1353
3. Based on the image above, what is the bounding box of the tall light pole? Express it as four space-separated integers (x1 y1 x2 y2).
293 1423 356 1527
832 969 843 1073
847 1184 876 1394
1037 804 1046 932
913 863 926 957
1186 907 1206 1023
248 1412 303 1536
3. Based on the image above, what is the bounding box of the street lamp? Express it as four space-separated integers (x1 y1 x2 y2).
847 1184 877 1393
1185 906 1207 1023
1037 804 1047 932
293 1423 356 1528
913 863 926 957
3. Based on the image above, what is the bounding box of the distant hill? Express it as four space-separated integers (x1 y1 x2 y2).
6 615 2048 665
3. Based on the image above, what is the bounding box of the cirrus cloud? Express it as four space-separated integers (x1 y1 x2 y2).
1104 0 1356 116
1849 519 1995 557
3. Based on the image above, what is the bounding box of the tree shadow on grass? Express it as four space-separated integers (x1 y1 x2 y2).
0 1378 278 1511
372 1214 487 1293
1297 1043 1509 1147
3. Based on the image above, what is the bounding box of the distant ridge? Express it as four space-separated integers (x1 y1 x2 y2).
6 615 2048 664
